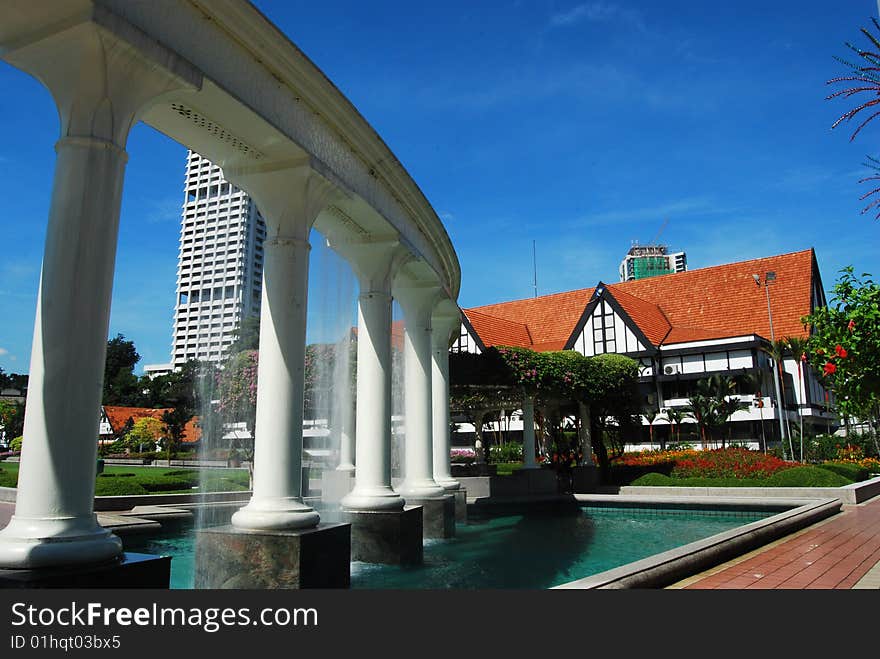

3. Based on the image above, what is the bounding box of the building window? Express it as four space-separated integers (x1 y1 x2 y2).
592 300 616 354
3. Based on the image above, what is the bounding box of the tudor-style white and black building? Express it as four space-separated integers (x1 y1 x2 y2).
453 248 835 446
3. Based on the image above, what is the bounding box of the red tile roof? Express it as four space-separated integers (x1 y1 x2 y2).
103 406 171 435
463 249 818 351
466 288 595 351
102 406 201 444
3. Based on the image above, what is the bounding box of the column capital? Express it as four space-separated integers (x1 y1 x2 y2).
431 298 462 348
2 5 201 148
223 158 336 241
327 236 413 294
393 278 443 320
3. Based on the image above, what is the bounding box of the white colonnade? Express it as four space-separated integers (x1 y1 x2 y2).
0 1 461 570
0 18 200 567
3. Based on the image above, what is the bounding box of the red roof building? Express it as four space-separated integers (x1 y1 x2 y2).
99 406 201 445
454 249 835 444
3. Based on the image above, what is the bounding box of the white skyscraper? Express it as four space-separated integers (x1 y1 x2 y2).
168 150 266 368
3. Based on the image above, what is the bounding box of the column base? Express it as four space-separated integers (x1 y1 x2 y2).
341 486 405 512
231 497 320 531
436 477 461 491
452 488 468 523
0 515 123 569
403 494 455 539
340 506 423 565
321 470 356 504
397 478 446 499
194 522 351 589
0 553 170 588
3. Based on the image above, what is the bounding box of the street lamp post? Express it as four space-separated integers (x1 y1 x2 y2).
753 271 791 456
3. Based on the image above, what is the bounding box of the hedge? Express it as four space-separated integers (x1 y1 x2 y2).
817 462 869 482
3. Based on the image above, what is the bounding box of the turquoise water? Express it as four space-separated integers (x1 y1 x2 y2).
126 503 771 589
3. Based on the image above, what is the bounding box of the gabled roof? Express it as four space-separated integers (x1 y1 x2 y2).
103 406 172 435
614 249 816 345
462 249 818 352
102 405 201 444
465 288 594 351
601 284 671 346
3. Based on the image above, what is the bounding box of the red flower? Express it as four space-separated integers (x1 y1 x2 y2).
816 348 825 356
848 319 856 332
835 344 848 358
824 362 837 376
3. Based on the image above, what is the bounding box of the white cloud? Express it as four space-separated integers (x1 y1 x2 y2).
0 348 8 356
145 196 183 224
548 2 645 31
565 196 732 229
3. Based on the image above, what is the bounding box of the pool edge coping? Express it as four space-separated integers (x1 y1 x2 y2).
552 497 842 589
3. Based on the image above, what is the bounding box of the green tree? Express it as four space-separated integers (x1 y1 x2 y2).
103 334 141 405
827 17 880 219
664 406 687 445
217 350 258 469
642 407 663 450
0 399 25 443
226 315 261 356
684 374 748 450
803 267 880 446
124 417 165 453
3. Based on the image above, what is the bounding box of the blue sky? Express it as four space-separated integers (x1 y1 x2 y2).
1 0 879 374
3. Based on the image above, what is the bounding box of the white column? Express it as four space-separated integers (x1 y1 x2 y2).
336 368 356 472
0 20 198 568
578 401 595 466
431 304 461 490
330 240 410 511
395 282 446 498
521 395 538 469
226 162 334 531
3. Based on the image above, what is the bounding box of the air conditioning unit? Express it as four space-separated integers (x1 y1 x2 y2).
663 365 679 375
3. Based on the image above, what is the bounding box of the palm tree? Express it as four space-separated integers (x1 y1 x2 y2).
784 336 809 461
642 408 662 450
684 375 748 449
827 18 880 219
665 407 687 446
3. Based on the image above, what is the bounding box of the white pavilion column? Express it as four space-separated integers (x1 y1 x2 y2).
521 395 538 469
331 240 411 511
0 20 199 568
578 401 595 466
431 303 461 490
226 161 334 531
395 282 446 498
335 369 356 472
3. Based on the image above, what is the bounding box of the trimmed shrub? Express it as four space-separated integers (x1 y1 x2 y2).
94 478 148 496
765 466 852 487
818 462 869 482
631 472 674 486
136 472 199 492
489 442 523 463
97 472 137 478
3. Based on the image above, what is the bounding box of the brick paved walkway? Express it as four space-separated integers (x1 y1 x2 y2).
671 495 880 589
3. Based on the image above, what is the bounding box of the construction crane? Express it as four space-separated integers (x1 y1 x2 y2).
649 218 669 246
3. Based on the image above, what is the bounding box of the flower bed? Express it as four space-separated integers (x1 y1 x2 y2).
612 448 795 482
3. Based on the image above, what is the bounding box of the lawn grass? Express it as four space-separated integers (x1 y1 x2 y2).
494 462 525 476
0 461 249 494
